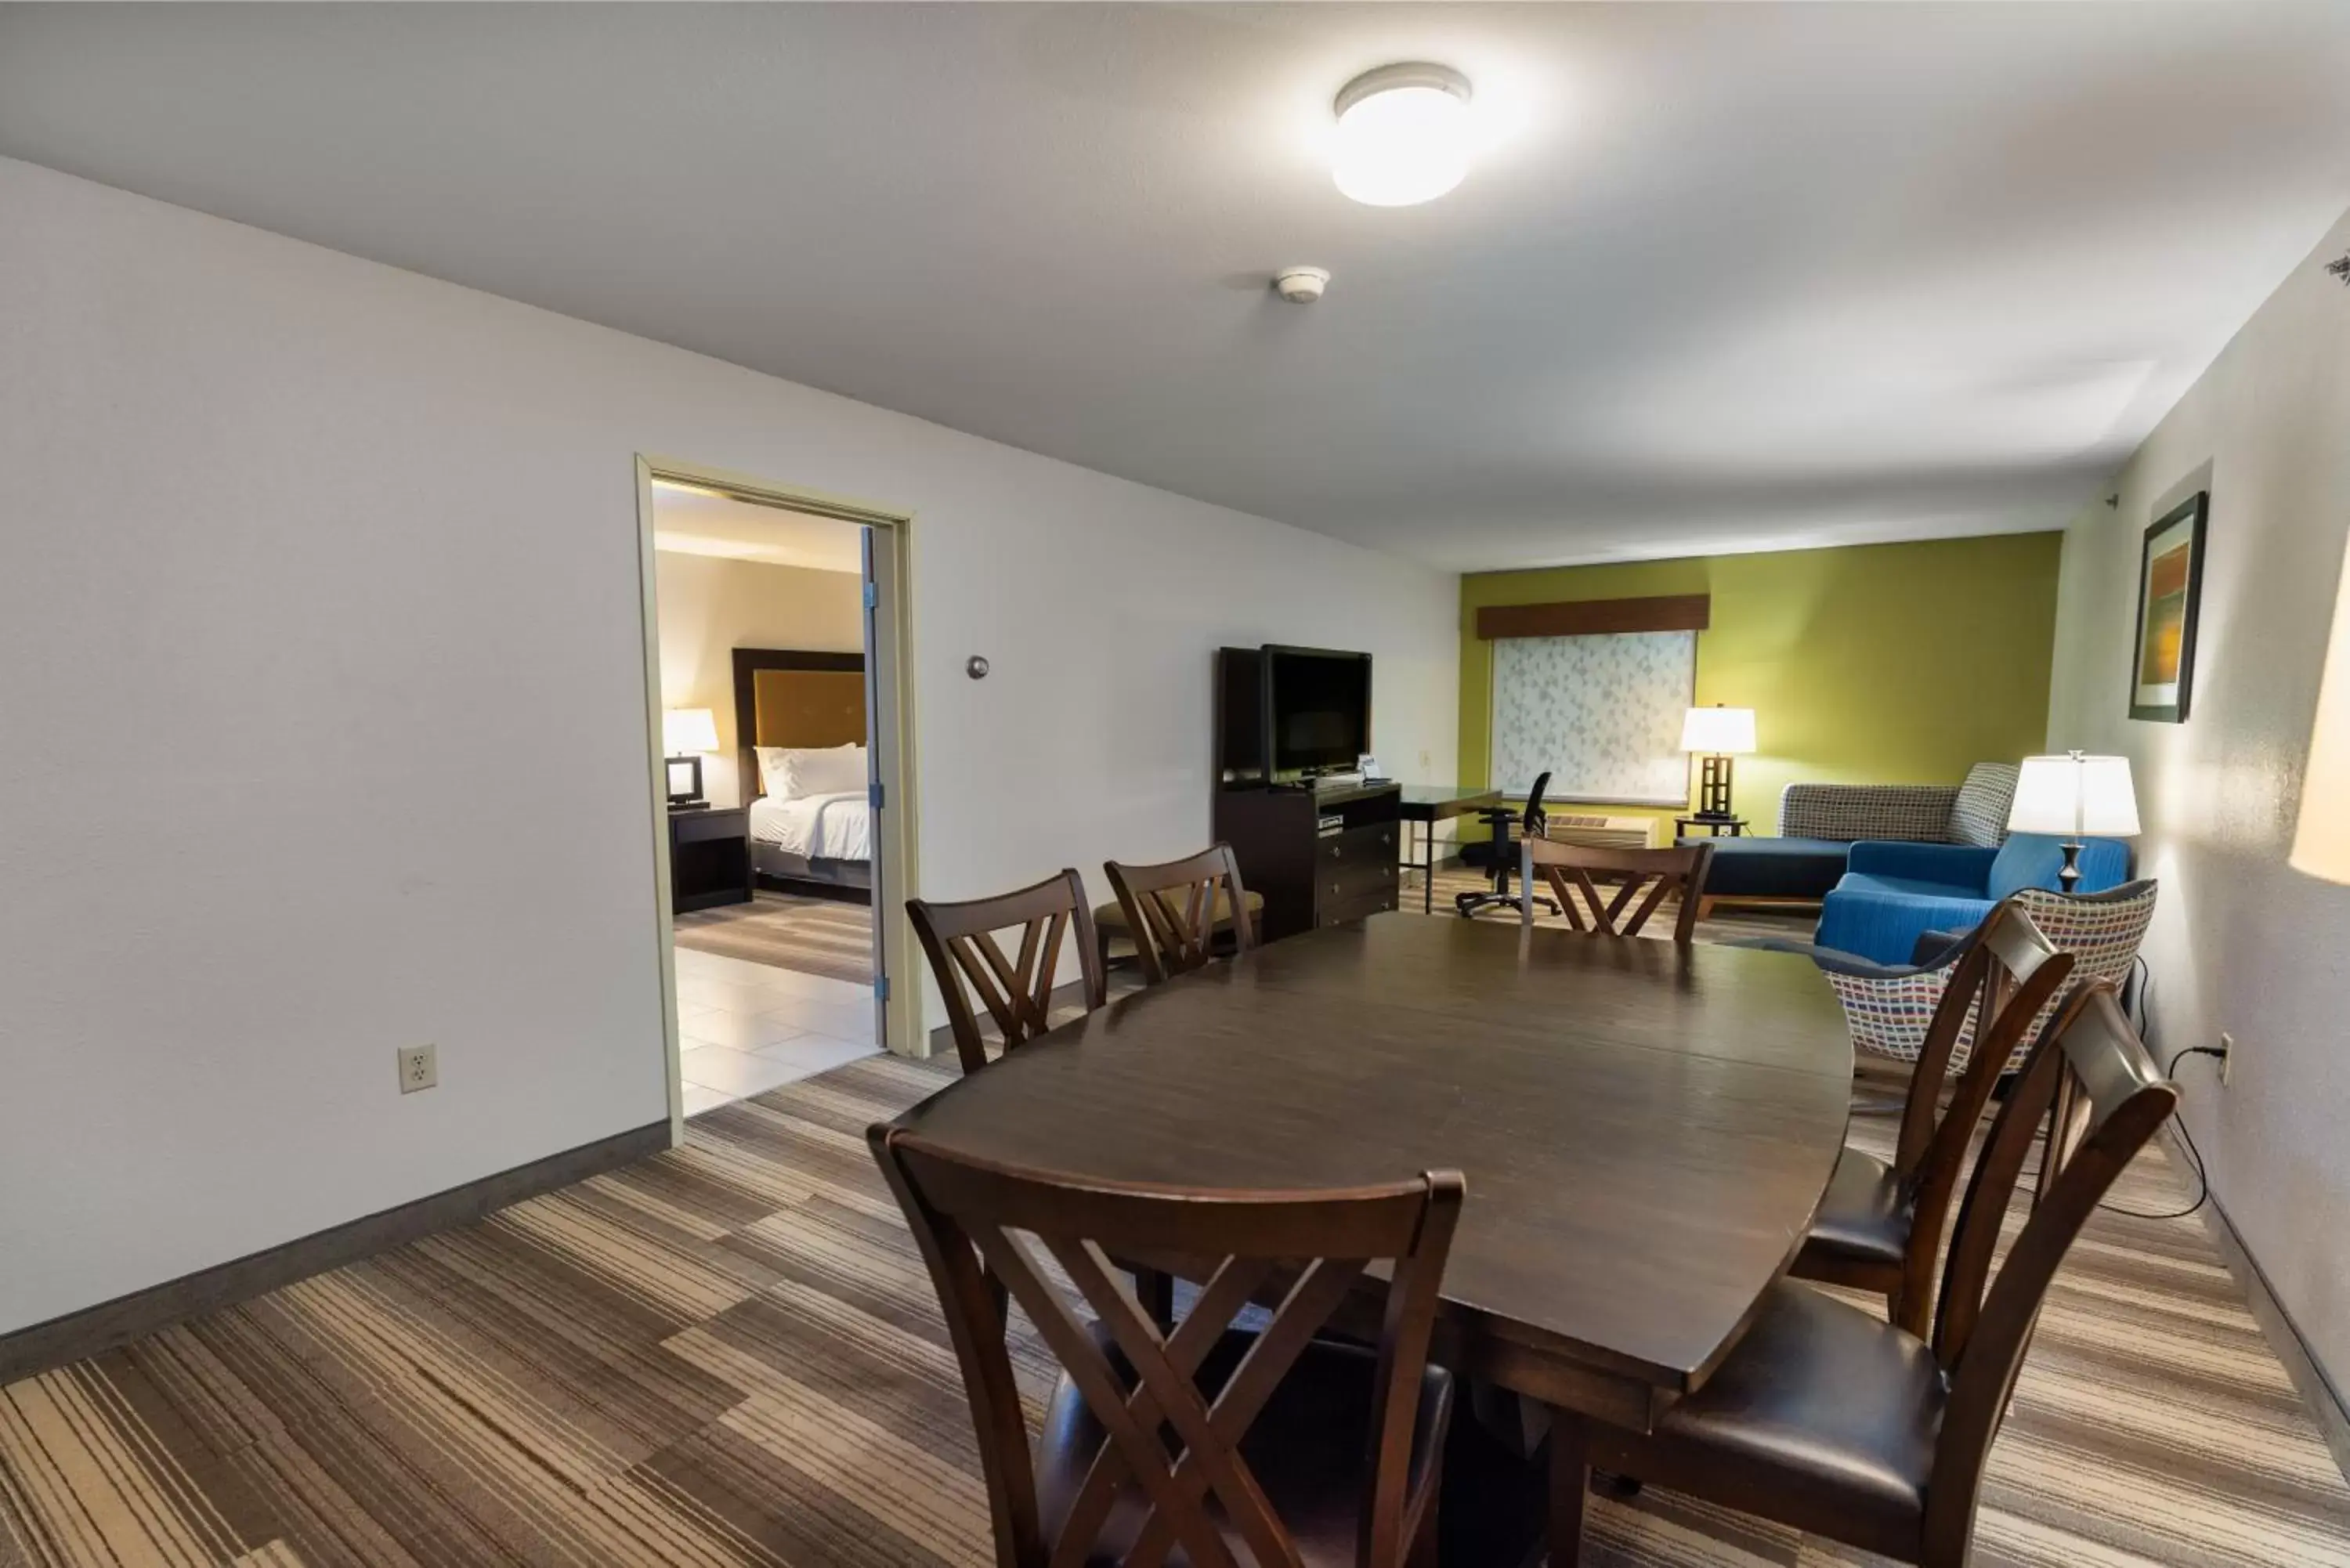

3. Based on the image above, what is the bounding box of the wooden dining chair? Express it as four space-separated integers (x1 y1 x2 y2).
1518 837 1717 942
872 1128 1466 1568
1549 980 2178 1568
1101 843 1260 985
907 869 1106 1075
1791 899 2075 1337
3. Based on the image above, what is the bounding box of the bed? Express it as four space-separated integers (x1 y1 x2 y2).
732 647 873 902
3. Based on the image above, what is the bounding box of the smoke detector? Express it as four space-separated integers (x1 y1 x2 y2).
1273 266 1331 303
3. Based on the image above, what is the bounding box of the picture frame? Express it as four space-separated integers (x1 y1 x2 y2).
2129 490 2209 724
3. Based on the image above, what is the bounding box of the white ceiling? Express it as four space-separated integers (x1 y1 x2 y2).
5 4 2349 572
651 482 866 574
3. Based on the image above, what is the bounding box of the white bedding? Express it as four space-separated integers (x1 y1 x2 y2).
750 790 872 862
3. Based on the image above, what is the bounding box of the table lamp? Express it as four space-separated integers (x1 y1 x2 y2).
2008 751 2139 890
663 706 719 808
2291 544 2350 883
1680 705 1756 821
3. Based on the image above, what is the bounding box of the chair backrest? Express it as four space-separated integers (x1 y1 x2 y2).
1520 770 1553 840
1520 836 1717 942
1922 981 2178 1556
873 1128 1464 1568
907 869 1105 1075
2008 880 2157 987
1878 902 2074 1339
1104 843 1254 986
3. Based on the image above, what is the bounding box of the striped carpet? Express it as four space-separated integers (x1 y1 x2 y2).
5 1049 2347 1566
674 890 874 983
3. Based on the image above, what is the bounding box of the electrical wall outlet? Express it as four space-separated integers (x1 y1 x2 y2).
2219 1031 2234 1088
397 1044 438 1093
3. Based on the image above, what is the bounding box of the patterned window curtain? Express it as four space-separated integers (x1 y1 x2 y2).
1490 631 1696 806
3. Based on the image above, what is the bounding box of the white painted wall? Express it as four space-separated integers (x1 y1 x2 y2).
0 157 1459 1337
653 551 864 808
2047 206 2350 1386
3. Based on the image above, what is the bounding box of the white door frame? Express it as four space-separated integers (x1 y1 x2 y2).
631 454 924 1147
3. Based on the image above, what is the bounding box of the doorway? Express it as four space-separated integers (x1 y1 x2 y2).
633 457 917 1140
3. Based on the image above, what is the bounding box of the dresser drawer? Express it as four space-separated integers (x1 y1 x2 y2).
1316 821 1397 870
1318 887 1398 927
673 807 750 846
1319 851 1397 909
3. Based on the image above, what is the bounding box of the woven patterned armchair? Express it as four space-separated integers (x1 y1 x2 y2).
1794 880 2158 1073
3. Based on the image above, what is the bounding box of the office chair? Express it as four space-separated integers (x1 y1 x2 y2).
1455 770 1563 920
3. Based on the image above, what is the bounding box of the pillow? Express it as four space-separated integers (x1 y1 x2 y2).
757 743 866 801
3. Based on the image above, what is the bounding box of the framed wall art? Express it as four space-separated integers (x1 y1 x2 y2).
2130 491 2208 724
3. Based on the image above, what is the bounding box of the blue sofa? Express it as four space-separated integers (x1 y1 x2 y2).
1814 833 2133 965
1691 762 2021 905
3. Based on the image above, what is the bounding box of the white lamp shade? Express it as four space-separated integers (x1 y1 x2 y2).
2008 753 2140 837
2292 547 2350 882
1679 706 1756 756
663 707 719 755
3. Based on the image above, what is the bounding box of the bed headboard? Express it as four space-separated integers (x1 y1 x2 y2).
731 648 866 800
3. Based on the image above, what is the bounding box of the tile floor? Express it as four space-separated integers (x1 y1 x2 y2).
671 944 879 1115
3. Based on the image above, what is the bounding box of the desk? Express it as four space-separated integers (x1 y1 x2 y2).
888 915 1852 1541
1398 785 1502 912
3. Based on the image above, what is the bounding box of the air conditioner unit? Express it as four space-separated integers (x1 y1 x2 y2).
1538 814 1658 851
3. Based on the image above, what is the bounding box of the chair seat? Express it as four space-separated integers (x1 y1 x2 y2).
1642 1281 1944 1543
1796 1147 1913 1273
1093 887 1264 934
1036 1326 1451 1566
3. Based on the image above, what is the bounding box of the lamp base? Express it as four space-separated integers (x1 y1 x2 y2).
665 753 707 809
2057 839 2083 891
1697 754 1737 819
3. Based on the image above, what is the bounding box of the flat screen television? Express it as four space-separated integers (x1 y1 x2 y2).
1263 645 1371 779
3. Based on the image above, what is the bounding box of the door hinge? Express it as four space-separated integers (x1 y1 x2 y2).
873 975 891 1002
862 581 879 609
869 780 884 809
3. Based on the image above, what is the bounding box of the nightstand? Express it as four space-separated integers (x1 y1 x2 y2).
1675 815 1748 838
670 804 754 913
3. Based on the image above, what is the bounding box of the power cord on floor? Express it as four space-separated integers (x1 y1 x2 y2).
2100 959 2215 1221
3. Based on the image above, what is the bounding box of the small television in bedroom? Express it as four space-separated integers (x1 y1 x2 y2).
1262 645 1372 781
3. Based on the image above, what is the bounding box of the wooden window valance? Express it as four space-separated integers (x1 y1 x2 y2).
1475 594 1711 640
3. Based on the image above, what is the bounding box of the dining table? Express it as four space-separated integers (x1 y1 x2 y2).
886 912 1854 1557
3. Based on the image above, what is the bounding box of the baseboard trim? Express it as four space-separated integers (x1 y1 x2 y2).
2167 1126 2350 1485
0 1119 670 1386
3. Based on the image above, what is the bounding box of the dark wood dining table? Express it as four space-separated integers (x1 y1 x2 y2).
888 912 1853 1547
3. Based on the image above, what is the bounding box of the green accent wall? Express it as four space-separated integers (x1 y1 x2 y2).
1458 533 2065 836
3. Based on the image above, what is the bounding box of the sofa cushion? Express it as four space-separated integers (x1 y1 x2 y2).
1947 762 2019 848
1779 782 1961 844
1836 871 1979 901
1680 836 1849 901
1815 878 1998 966
1845 840 2001 887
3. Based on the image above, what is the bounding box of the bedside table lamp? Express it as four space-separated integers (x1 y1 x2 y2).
2008 751 2139 890
2291 547 2350 883
1680 705 1756 821
663 706 719 808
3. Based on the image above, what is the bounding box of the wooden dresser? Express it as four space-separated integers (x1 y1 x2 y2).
1214 782 1401 943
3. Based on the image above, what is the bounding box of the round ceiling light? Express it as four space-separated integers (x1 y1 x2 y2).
1332 63 1473 208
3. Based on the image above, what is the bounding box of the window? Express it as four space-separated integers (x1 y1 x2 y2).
1489 630 1695 805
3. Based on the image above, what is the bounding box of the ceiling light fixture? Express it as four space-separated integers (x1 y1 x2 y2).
1332 63 1474 208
